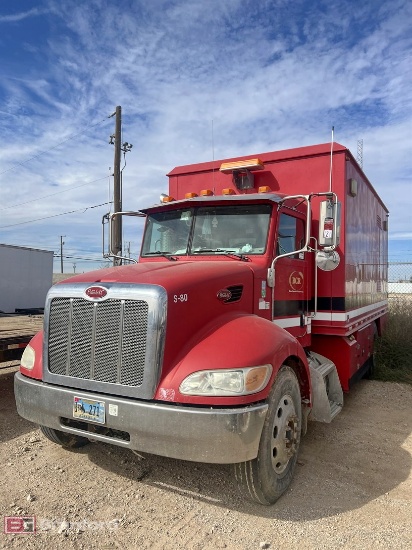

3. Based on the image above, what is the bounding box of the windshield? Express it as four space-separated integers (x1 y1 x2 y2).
141 204 271 257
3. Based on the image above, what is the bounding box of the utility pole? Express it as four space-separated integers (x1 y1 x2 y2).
109 106 133 266
111 106 122 266
60 235 65 274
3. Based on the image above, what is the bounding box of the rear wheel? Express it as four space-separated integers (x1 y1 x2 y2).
39 425 90 448
234 366 302 505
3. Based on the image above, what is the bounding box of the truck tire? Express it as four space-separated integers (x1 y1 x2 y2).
39 425 90 449
234 366 302 505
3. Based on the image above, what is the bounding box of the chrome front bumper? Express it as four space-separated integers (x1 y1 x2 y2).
14 372 268 464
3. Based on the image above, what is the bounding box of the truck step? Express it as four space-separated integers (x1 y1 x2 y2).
329 400 343 421
313 360 335 379
307 351 344 423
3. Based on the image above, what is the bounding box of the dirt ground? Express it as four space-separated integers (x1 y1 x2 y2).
1 363 411 550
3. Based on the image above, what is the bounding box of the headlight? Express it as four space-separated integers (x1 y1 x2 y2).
179 365 272 396
21 345 35 370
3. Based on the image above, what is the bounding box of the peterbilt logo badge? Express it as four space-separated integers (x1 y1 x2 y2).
85 286 108 299
217 289 232 302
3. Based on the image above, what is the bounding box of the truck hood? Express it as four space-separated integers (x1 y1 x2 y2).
57 260 255 291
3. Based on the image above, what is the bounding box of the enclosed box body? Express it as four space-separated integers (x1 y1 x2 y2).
0 244 53 313
168 143 388 388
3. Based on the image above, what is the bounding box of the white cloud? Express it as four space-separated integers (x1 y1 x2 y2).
0 8 45 23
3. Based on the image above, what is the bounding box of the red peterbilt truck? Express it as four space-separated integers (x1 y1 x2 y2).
15 142 388 505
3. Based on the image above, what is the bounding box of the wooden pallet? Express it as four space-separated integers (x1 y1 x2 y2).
0 314 43 362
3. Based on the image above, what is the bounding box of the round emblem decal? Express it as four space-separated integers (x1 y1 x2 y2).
85 286 108 300
217 289 232 302
289 271 304 292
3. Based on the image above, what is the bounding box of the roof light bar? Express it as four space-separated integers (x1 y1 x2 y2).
219 158 265 173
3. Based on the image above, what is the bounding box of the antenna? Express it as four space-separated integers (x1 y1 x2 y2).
329 126 334 192
211 120 217 194
357 139 363 169
211 119 215 163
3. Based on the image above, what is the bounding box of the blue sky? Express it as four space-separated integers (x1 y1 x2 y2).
0 0 411 273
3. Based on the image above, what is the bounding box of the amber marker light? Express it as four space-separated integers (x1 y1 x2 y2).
244 365 272 392
258 186 271 193
160 195 175 203
185 192 198 198
200 189 213 196
222 188 235 195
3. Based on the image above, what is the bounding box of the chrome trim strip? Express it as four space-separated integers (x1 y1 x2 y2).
90 302 97 380
66 298 73 376
313 300 388 322
117 300 124 383
273 301 388 328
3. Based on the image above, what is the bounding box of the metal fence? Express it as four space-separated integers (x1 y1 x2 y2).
388 262 412 296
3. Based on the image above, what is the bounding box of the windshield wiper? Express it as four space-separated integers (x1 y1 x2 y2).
192 248 249 262
144 251 178 261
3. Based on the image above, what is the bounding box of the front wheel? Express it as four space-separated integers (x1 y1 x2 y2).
39 425 90 448
234 366 302 505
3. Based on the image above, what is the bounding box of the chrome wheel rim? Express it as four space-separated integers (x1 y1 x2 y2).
271 393 299 474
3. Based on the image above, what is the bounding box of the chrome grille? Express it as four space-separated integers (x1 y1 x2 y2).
48 297 149 386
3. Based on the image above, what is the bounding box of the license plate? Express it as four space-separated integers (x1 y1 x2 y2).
73 397 105 424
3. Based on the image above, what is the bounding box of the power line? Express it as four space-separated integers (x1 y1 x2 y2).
61 247 105 254
0 240 106 255
0 114 113 177
0 201 112 229
54 254 110 262
2 243 109 262
0 176 109 211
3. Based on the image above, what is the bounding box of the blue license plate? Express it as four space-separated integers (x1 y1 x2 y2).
73 397 105 424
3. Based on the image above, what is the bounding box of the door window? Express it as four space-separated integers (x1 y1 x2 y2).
277 213 305 258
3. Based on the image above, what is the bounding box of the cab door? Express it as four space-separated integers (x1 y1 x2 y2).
272 212 311 346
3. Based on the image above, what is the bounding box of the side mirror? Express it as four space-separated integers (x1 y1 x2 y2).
102 212 112 258
102 211 120 258
102 211 145 263
319 199 341 248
